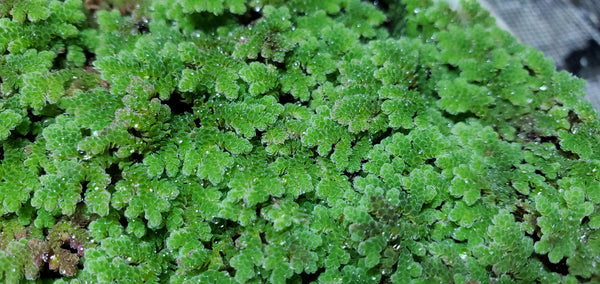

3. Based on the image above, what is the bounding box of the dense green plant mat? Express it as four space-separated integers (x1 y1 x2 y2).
1 0 600 282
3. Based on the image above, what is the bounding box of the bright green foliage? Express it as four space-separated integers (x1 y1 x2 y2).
0 109 22 140
437 78 494 115
0 143 41 214
481 210 535 278
0 0 84 53
239 62 279 96
83 235 169 283
2 0 600 282
534 187 594 264
280 66 316 101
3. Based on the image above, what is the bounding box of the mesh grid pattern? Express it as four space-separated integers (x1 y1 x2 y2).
480 0 600 109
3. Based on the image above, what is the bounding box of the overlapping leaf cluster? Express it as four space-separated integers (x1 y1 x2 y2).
1 0 600 282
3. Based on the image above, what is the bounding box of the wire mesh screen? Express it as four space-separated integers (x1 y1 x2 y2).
480 0 600 109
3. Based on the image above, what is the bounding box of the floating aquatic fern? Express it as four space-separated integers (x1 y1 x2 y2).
1 0 600 283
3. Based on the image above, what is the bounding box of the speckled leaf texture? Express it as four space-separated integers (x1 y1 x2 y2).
1 0 599 283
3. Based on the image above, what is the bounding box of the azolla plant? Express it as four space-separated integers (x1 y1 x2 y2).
1 0 600 282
